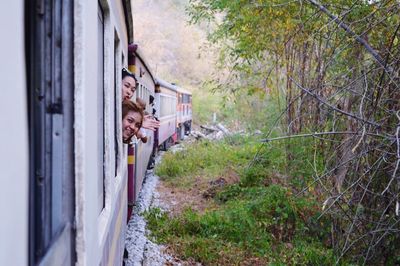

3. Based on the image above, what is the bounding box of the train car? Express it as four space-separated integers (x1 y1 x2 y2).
1 1 135 265
154 78 178 150
126 44 156 217
1 2 29 266
176 87 193 140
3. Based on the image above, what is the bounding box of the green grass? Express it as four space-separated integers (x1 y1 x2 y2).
149 135 340 265
145 184 336 265
156 136 259 187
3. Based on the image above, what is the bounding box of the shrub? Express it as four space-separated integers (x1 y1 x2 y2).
145 184 336 265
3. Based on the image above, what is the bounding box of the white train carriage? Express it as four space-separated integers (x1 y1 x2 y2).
154 78 178 150
126 44 156 216
1 0 135 265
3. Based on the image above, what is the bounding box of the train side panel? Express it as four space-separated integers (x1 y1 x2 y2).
128 48 156 203
73 0 131 265
158 86 178 146
0 1 29 265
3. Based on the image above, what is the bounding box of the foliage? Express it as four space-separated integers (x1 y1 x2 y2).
187 0 400 263
132 0 216 87
151 132 342 264
145 183 337 265
191 85 223 125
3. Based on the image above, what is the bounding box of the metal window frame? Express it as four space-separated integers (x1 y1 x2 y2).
114 30 121 177
25 0 75 265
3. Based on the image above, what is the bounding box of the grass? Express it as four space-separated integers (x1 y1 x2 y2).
145 184 336 265
148 135 340 265
155 135 259 188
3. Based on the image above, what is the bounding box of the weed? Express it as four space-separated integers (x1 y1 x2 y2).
151 125 339 264
145 183 338 265
156 138 256 188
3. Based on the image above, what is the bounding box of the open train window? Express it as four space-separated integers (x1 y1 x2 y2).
26 0 74 264
138 84 143 99
114 30 121 177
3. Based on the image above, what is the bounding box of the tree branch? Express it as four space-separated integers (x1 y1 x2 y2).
307 0 395 77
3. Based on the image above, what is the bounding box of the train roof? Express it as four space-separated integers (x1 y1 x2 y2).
155 78 192 95
155 78 178 92
176 86 192 96
129 44 156 84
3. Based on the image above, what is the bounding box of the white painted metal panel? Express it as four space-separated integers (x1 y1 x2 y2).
0 1 29 265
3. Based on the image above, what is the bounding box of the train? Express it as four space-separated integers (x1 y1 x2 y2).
0 1 192 265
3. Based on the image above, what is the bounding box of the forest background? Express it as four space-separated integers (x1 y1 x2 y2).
133 0 400 264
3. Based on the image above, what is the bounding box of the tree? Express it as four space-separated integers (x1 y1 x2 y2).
188 0 400 263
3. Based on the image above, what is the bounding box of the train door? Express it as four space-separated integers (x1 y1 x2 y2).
25 0 75 265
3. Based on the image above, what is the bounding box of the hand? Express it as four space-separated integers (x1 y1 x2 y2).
142 115 160 131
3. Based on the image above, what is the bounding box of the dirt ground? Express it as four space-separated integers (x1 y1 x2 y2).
155 168 241 217
144 167 242 266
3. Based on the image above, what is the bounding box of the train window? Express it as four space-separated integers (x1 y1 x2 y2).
144 87 148 109
114 30 120 177
182 94 190 104
160 95 176 117
160 96 165 117
26 0 74 264
145 90 150 113
98 3 105 213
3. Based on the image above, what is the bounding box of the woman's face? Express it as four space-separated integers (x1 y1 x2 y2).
122 76 136 101
122 110 142 142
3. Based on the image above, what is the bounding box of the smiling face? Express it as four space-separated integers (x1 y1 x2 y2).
122 110 142 142
122 76 136 101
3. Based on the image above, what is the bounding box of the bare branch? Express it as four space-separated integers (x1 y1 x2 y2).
307 0 396 77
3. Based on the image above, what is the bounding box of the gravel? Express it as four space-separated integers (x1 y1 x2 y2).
125 144 202 266
124 169 174 266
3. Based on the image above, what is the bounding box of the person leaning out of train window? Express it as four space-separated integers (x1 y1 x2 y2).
135 97 148 143
121 68 160 131
122 100 143 144
122 68 137 101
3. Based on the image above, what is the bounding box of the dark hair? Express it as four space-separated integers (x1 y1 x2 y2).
136 97 146 111
122 68 137 82
122 100 144 122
